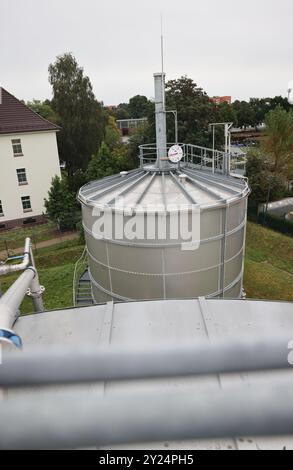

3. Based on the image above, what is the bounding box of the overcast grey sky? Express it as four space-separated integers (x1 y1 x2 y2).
1 0 292 105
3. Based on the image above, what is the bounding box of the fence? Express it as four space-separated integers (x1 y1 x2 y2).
0 225 77 262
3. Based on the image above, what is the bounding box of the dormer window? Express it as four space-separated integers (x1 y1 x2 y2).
12 138 23 157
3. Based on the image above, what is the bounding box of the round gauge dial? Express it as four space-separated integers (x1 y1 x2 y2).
168 145 183 163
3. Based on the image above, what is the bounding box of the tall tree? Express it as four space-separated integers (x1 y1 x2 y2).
104 116 122 150
216 102 237 125
246 150 285 206
87 142 119 181
48 53 104 174
128 95 152 118
27 99 60 124
165 76 215 146
44 176 80 230
262 106 293 179
233 100 256 129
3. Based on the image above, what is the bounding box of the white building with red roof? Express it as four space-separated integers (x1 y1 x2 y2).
0 87 61 229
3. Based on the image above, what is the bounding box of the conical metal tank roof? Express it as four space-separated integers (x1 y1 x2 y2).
78 165 249 213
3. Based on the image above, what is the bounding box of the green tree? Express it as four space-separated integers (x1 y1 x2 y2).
262 106 293 179
48 53 104 174
44 176 80 231
113 103 130 120
231 96 291 130
246 151 285 206
126 125 151 168
269 96 291 113
87 142 120 181
67 169 87 194
104 116 122 150
249 98 270 128
165 76 214 146
216 102 237 125
27 99 60 124
233 100 256 128
128 95 152 118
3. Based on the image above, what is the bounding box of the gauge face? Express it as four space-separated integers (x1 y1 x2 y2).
168 145 183 163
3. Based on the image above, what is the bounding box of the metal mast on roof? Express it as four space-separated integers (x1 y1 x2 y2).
161 16 179 147
154 15 169 170
161 14 165 109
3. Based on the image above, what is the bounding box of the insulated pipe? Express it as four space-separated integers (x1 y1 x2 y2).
0 267 36 349
1 383 293 449
0 335 292 388
27 245 44 313
154 73 169 170
0 238 30 275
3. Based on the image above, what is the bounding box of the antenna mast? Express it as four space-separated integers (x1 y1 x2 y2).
153 15 169 170
161 13 165 110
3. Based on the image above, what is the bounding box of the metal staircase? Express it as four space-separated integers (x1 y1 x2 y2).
76 268 94 307
73 248 94 307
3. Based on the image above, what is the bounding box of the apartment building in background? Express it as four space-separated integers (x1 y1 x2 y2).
0 87 61 230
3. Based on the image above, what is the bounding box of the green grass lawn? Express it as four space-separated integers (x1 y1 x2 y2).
0 222 292 316
0 239 84 314
0 222 60 252
244 222 293 301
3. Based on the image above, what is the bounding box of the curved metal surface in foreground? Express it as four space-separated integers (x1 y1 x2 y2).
1 298 293 450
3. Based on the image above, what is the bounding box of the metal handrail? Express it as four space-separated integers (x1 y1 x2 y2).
139 142 247 177
0 238 30 275
0 238 44 349
72 247 87 307
138 142 231 174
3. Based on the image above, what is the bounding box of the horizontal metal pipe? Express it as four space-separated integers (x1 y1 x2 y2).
1 335 292 388
1 383 293 449
0 238 30 275
0 268 35 332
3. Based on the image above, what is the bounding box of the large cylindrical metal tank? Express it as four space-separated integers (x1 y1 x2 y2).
78 166 250 302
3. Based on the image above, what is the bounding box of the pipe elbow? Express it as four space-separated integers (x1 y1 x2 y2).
0 329 22 349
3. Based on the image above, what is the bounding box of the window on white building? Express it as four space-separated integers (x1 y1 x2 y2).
21 196 32 213
16 168 28 185
0 200 3 217
12 138 23 157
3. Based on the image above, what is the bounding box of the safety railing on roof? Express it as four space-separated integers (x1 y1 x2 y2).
230 154 247 176
184 143 228 173
139 143 231 174
138 142 186 166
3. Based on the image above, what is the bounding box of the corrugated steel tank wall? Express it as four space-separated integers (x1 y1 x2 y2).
81 193 248 302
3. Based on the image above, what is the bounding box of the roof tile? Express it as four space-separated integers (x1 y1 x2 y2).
0 87 60 135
